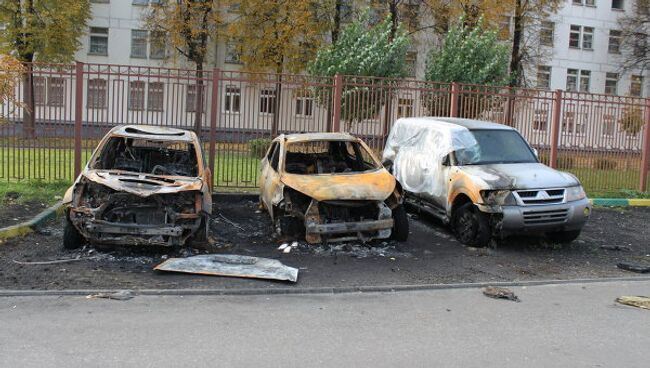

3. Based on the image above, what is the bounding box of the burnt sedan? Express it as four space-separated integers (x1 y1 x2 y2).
62 125 212 249
259 133 408 244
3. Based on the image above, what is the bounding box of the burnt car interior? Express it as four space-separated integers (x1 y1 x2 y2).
284 140 380 174
92 137 199 177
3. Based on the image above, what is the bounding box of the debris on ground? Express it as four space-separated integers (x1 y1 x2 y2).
12 256 97 265
482 286 520 302
616 262 650 273
86 290 134 301
311 242 412 259
278 243 289 251
218 213 245 231
615 296 650 310
600 245 631 251
154 254 299 282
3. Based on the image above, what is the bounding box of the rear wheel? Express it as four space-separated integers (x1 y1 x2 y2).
63 218 84 250
452 202 490 247
546 230 581 244
390 205 409 241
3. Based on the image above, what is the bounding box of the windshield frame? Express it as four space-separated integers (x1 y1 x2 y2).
451 128 539 166
281 139 382 175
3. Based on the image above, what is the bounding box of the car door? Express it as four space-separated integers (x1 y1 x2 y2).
260 141 281 218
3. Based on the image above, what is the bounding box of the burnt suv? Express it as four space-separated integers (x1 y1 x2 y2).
62 125 212 249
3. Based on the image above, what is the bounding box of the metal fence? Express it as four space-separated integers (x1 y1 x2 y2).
1 62 649 193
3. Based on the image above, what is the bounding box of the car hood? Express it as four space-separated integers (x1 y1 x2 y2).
82 170 204 197
280 169 396 201
458 163 579 190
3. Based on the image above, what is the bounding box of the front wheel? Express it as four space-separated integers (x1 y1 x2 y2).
452 202 491 247
63 218 84 250
390 205 409 241
546 230 581 244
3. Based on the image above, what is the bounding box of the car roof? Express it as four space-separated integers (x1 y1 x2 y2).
278 132 358 143
394 117 514 131
108 125 197 142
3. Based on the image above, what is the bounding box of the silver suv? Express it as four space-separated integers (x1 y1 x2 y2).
383 117 591 247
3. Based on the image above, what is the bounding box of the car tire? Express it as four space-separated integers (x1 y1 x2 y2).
546 230 581 244
63 218 84 250
452 202 490 247
390 205 409 241
277 215 304 237
189 214 209 245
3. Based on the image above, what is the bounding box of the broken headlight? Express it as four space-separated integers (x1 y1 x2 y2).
480 190 516 206
565 185 586 202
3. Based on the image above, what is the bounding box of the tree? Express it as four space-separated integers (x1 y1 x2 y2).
226 0 326 135
143 0 222 134
421 0 513 33
308 14 410 129
0 54 25 123
0 0 90 138
618 0 650 74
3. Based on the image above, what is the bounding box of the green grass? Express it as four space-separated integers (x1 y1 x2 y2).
0 180 71 205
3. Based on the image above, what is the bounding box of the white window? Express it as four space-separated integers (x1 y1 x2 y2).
630 75 643 96
147 82 164 111
405 52 417 78
582 27 594 49
397 98 413 118
579 70 591 92
612 0 624 10
33 76 46 106
47 77 65 106
540 21 554 46
87 78 107 109
186 85 205 113
608 30 621 53
537 66 551 89
567 69 590 92
569 25 593 50
128 81 145 111
260 89 276 114
573 0 596 6
533 108 549 131
131 30 147 58
605 73 618 94
295 92 313 117
569 25 581 48
225 86 241 113
150 31 166 59
132 0 148 5
603 114 616 136
225 41 242 64
89 27 108 56
563 111 586 135
634 33 647 57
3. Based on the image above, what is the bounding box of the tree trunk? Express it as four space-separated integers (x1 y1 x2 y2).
272 67 282 137
388 0 398 41
332 0 342 44
194 63 204 136
22 63 36 139
509 0 523 87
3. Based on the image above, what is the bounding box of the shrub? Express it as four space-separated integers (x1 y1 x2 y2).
248 138 272 158
594 158 617 170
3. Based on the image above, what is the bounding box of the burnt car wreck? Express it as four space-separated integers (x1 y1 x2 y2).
259 133 408 244
62 125 212 249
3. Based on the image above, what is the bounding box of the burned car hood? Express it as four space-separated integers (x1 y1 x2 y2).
82 170 204 197
458 163 579 190
280 169 396 201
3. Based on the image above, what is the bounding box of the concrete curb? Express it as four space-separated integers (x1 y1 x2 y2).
590 198 650 206
0 201 64 241
1 275 650 298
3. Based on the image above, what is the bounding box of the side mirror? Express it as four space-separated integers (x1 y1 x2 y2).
441 154 451 166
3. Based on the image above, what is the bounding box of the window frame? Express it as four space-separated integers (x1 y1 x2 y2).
89 27 109 56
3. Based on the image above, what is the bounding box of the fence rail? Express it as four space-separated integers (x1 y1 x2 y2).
1 62 649 193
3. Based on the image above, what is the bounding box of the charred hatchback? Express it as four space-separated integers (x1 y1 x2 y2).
62 125 212 249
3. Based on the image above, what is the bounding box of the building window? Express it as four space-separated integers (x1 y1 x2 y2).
405 52 417 78
569 25 593 50
131 30 147 58
608 30 622 54
186 85 205 113
224 86 241 113
132 0 148 5
567 69 590 92
147 82 164 111
573 0 596 6
128 81 145 111
91 0 110 3
150 31 166 59
630 75 643 96
225 40 242 64
33 76 46 105
260 88 276 114
582 26 594 49
605 73 618 94
563 111 586 135
397 98 414 118
612 0 624 10
47 77 65 106
634 33 647 57
89 27 109 56
569 25 581 48
540 21 554 46
533 108 549 131
603 114 616 136
537 65 551 89
87 78 107 109
579 70 591 92
295 91 313 117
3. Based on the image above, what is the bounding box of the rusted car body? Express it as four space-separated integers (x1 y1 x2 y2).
62 125 212 249
259 133 408 244
383 117 591 247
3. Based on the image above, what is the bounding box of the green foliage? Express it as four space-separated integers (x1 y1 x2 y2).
248 138 272 158
425 18 511 86
594 158 617 170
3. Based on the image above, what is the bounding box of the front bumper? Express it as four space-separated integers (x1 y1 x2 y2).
477 197 591 234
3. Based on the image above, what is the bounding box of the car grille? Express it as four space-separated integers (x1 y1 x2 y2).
516 189 565 205
523 208 569 225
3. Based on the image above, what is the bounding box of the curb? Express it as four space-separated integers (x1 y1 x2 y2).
0 201 64 241
590 198 650 206
1 275 650 298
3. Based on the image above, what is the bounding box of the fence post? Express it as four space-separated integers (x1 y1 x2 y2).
449 82 459 118
332 74 343 132
639 97 650 192
208 68 220 190
74 61 83 179
549 89 563 169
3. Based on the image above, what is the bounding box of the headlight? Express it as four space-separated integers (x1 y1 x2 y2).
565 185 586 202
480 190 516 205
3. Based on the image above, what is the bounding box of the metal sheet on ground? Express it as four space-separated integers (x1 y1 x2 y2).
154 255 299 282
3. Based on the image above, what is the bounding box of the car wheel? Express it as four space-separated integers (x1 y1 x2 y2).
189 214 209 245
390 205 409 241
452 202 490 247
63 218 84 250
546 230 581 244
276 215 304 237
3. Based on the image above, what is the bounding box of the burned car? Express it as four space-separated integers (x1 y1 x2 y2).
383 117 591 247
62 125 212 249
259 133 408 244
